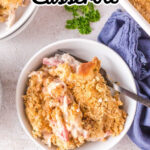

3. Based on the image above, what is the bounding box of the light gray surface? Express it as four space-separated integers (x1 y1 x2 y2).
0 5 140 150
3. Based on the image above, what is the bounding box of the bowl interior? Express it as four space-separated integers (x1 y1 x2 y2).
0 2 36 39
16 39 137 150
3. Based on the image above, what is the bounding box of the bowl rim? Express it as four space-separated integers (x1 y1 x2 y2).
0 2 37 39
16 38 137 150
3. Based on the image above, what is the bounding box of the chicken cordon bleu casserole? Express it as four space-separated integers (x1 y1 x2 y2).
0 0 29 26
24 54 127 150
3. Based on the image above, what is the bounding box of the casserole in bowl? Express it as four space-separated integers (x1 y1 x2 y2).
16 39 137 150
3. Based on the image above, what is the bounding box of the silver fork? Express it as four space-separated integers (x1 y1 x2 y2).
56 49 150 108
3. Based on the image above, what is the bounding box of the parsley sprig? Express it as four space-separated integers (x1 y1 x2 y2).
64 2 100 34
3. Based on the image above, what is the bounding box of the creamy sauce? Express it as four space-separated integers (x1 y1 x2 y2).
42 132 52 147
98 98 102 103
61 54 80 70
61 96 70 120
47 80 67 96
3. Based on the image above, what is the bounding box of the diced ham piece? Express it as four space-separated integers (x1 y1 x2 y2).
60 126 69 142
43 57 64 67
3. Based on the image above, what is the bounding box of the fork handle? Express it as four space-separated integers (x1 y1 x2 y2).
113 84 150 108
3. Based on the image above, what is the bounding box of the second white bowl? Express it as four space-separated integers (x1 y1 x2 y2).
0 2 37 40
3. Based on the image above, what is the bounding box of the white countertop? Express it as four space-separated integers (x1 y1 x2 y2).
0 4 140 150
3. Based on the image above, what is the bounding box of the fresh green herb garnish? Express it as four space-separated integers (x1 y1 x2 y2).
64 2 100 34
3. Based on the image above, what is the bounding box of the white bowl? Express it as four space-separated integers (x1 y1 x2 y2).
16 39 137 150
0 6 38 41
120 0 150 36
0 1 37 40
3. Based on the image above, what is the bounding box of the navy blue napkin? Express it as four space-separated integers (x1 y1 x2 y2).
98 10 150 150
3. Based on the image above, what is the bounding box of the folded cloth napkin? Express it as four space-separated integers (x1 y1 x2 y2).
98 10 150 150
